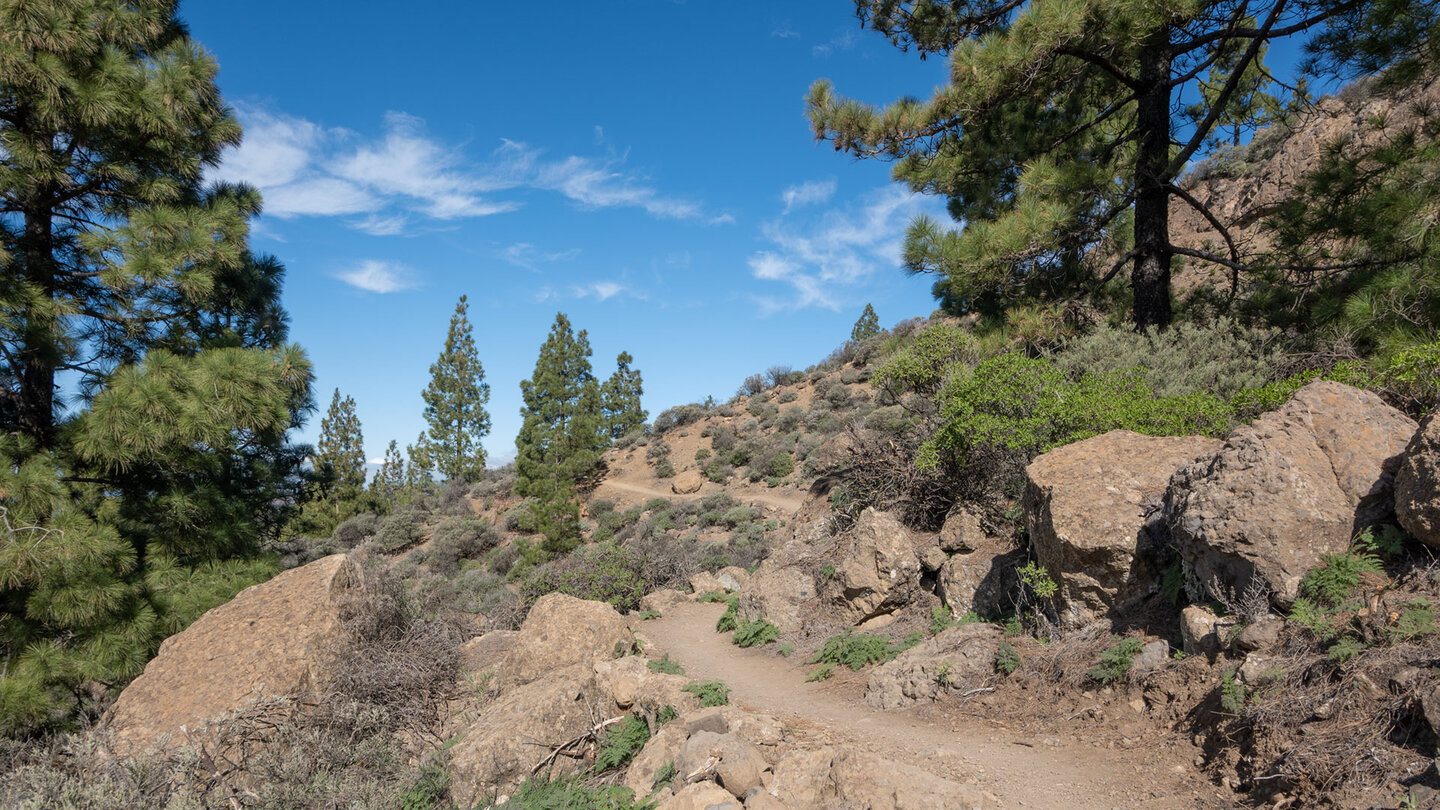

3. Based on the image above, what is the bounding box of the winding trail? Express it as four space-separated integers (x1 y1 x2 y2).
642 602 1228 810
594 478 807 514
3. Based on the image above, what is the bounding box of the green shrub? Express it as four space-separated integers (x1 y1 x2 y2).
334 512 381 548
593 715 651 772
704 459 730 483
495 776 650 809
1299 543 1384 607
1220 668 1246 712
768 452 795 478
655 459 676 478
653 404 709 434
651 760 678 792
373 510 426 552
647 654 685 675
994 642 1020 675
715 594 740 632
504 499 542 534
1053 319 1283 400
521 543 650 611
694 448 712 462
806 664 835 682
427 515 498 576
732 617 779 647
643 498 671 513
930 605 956 635
722 505 760 529
808 631 908 671
871 323 976 398
682 680 730 707
778 390 799 403
1087 637 1146 683
776 643 794 658
1018 562 1059 601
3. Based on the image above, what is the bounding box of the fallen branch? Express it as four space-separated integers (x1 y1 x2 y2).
685 755 720 784
530 714 628 775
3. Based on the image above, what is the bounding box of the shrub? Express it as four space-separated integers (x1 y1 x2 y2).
373 510 426 552
682 680 731 707
427 516 498 576
871 322 976 398
737 373 767 397
732 617 779 647
1052 318 1283 400
647 653 686 675
1220 668 1247 712
994 642 1021 675
715 594 740 632
808 631 907 671
593 715 651 772
807 664 835 682
495 776 650 809
930 605 956 635
334 512 381 549
778 389 799 403
653 403 708 434
722 504 760 529
655 459 676 478
487 541 524 576
504 499 542 533
1086 637 1145 683
521 543 651 611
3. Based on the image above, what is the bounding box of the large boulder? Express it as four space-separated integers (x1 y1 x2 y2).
1396 410 1440 549
936 539 1023 619
495 593 634 690
833 508 923 624
448 665 600 806
739 554 817 634
671 469 705 495
1167 381 1416 604
1025 430 1222 627
674 730 770 799
865 623 1002 709
764 748 991 809
106 554 360 754
625 706 784 799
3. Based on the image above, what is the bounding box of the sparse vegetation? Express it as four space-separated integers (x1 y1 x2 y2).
682 680 731 707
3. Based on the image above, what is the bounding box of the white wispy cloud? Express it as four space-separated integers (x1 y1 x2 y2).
749 185 940 311
572 281 627 301
813 29 860 57
335 260 418 293
499 242 581 271
781 179 837 213
214 106 713 233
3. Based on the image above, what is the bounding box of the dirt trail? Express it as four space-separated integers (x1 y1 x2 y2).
643 602 1228 810
594 478 807 515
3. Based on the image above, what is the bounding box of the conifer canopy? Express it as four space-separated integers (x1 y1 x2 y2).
601 351 647 440
808 0 1435 330
851 303 881 342
416 295 491 482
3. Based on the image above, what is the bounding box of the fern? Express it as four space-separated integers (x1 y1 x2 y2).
994 642 1020 675
732 617 779 647
593 715 650 772
1220 668 1247 713
682 680 730 707
1086 637 1145 683
807 631 907 671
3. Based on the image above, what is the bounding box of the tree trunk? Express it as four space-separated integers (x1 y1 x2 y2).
17 204 57 445
1131 29 1174 332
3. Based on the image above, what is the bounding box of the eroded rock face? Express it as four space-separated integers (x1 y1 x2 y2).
763 747 991 809
1167 381 1416 604
494 593 634 690
834 508 923 624
448 665 598 806
1396 410 1440 549
739 552 818 634
106 554 360 754
937 539 1023 620
1025 430 1222 627
624 706 784 801
865 623 1001 709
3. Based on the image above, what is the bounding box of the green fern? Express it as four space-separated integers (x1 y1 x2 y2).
593 715 650 772
1086 637 1145 683
732 617 779 647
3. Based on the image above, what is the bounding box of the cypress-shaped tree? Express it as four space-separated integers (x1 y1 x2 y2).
316 389 367 500
806 0 1432 329
515 313 606 553
601 351 647 441
851 304 881 342
416 295 491 482
372 439 406 504
0 0 313 732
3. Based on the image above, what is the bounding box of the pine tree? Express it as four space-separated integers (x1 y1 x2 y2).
372 439 406 503
0 0 312 732
416 295 491 482
515 313 607 553
806 0 1429 330
851 304 881 342
316 389 367 499
601 351 647 441
405 433 435 493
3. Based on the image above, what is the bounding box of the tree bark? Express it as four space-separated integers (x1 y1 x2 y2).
17 203 57 445
1132 28 1175 332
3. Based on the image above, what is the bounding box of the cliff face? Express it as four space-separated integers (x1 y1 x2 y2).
1169 72 1440 290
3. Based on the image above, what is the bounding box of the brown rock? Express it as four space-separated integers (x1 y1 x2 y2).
624 721 691 796
937 539 1022 619
865 623 1001 709
691 571 729 595
1025 430 1222 626
641 588 690 614
459 630 518 677
938 506 985 553
1168 381 1416 604
1396 410 1440 549
672 470 705 495
658 782 743 810
448 665 599 805
739 561 816 634
676 731 770 799
716 566 751 592
1234 615 1285 652
106 554 359 754
593 656 699 713
834 508 923 624
495 593 634 690
767 748 989 809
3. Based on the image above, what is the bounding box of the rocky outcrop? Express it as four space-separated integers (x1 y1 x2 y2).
937 506 985 553
106 554 360 754
1167 381 1416 604
1396 410 1440 549
671 469 705 494
494 593 634 689
937 540 1022 620
833 508 923 624
624 706 784 801
690 570 728 595
1025 430 1222 627
763 747 992 809
865 623 1002 709
738 543 819 633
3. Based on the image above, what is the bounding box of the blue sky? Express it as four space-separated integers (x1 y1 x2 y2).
185 1 952 466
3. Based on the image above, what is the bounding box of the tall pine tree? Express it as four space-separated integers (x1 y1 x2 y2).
515 313 606 553
315 389 366 499
0 0 313 732
372 439 406 504
806 0 1431 330
601 351 647 441
851 303 881 342
416 295 491 482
